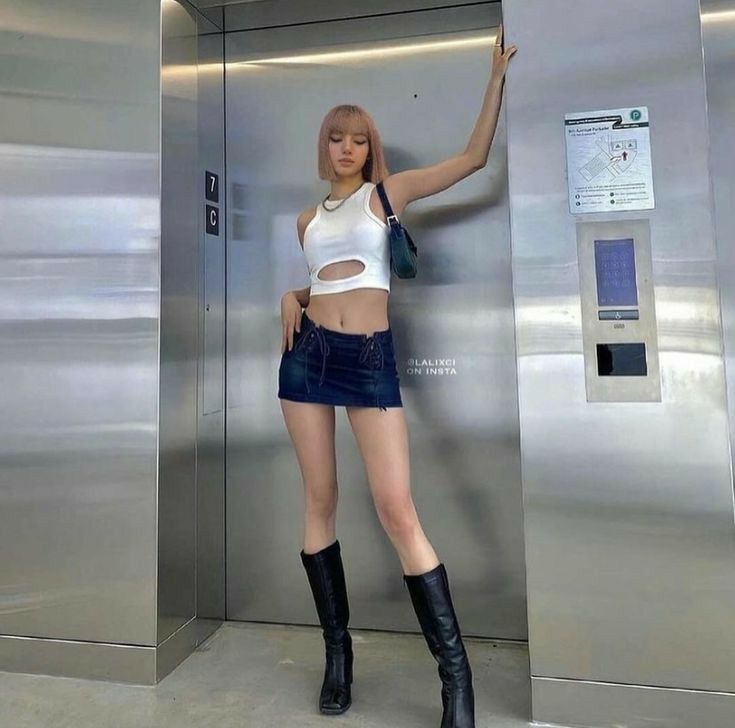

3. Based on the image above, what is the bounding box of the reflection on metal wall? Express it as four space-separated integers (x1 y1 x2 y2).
223 2 527 639
158 0 200 647
505 0 735 725
0 0 161 674
0 0 221 684
703 0 735 540
195 30 227 623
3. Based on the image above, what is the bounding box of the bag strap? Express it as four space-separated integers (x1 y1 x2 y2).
375 181 400 227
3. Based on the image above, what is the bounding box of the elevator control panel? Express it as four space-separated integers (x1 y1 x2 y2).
577 219 660 401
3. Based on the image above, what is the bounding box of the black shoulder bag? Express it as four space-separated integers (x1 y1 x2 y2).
376 181 418 279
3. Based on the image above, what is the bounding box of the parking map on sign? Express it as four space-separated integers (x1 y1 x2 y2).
565 107 655 214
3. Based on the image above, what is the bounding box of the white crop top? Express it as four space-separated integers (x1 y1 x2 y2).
303 181 390 296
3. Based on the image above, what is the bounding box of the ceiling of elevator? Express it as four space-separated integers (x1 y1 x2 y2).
184 0 501 34
186 0 500 15
188 0 263 7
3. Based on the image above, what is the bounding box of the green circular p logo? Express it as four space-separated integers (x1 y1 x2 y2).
630 109 642 121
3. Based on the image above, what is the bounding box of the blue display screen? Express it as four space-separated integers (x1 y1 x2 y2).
594 238 638 307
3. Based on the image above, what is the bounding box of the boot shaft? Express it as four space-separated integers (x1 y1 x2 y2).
403 563 473 691
404 563 475 727
300 539 350 635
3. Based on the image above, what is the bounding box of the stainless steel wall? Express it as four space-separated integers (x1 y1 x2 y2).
0 0 161 677
0 0 222 684
504 0 735 725
222 1 528 640
704 0 735 544
196 26 227 624
158 0 201 652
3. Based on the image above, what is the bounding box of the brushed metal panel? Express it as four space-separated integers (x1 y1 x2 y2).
155 615 219 682
185 0 500 16
0 633 157 685
156 616 197 682
224 0 501 32
196 33 226 619
532 677 735 728
225 6 526 639
180 0 223 33
199 33 226 417
198 8 224 32
0 0 160 646
203 234 225 415
225 3 499 52
188 0 278 6
197 413 226 619
0 617 222 685
505 0 735 694
703 1 735 562
158 0 200 642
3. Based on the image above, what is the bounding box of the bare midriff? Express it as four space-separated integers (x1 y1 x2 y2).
305 287 389 335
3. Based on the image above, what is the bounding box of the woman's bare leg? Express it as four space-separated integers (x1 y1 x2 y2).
345 405 439 574
280 399 338 553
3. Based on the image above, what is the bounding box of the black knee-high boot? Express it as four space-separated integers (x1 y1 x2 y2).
404 563 475 728
300 539 353 715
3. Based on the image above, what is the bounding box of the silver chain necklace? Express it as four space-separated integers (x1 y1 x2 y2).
321 181 364 212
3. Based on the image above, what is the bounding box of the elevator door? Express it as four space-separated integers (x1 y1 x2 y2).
224 2 525 639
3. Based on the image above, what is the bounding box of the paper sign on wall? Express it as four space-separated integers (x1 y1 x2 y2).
565 107 655 214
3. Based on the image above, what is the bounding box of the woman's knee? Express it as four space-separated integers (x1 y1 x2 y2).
376 496 419 539
304 478 338 517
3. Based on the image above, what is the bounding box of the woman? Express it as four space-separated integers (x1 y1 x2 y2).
278 26 517 727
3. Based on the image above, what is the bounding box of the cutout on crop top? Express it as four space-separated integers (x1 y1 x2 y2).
316 259 365 281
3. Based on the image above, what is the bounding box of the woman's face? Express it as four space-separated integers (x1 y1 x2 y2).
328 127 369 177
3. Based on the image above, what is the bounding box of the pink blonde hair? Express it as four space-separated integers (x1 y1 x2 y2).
317 104 390 183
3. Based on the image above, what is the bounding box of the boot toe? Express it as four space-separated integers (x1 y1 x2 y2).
319 685 351 714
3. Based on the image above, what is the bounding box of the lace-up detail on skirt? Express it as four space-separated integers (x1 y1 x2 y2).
358 336 384 371
296 326 331 394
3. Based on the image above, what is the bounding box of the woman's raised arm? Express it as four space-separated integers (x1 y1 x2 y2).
382 25 517 208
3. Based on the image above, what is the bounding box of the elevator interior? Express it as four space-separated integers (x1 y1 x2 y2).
2 2 735 727
220 1 525 640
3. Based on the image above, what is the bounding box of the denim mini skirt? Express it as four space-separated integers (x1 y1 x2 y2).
278 310 403 410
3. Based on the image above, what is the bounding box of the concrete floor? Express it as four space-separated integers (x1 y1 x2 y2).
2 621 555 728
